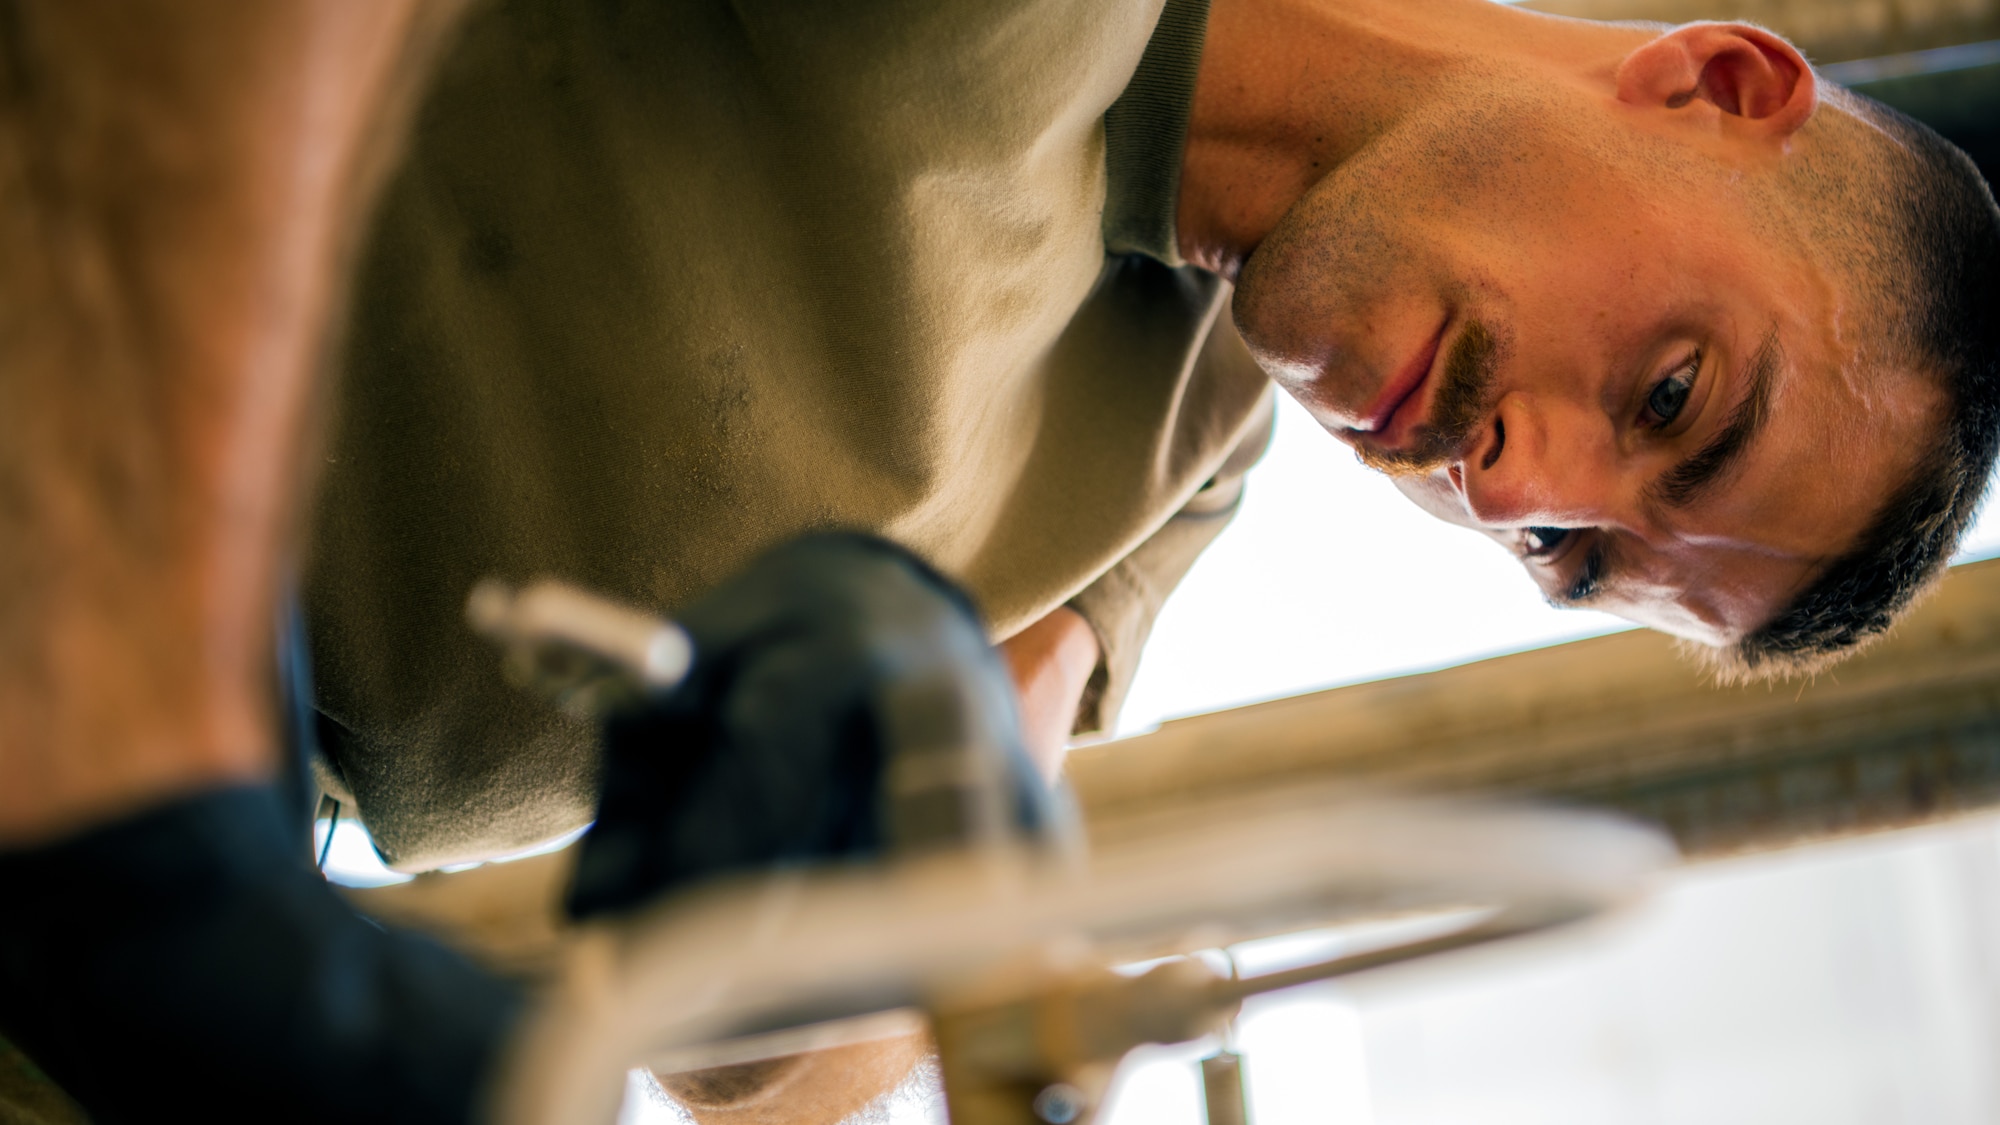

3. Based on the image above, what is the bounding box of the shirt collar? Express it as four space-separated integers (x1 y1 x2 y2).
1102 0 1212 268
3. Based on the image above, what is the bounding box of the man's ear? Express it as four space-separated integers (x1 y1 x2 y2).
1616 22 1816 138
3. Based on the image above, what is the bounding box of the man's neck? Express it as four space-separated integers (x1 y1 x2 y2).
1176 0 1648 279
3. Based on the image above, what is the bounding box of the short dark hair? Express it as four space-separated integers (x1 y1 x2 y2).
1720 95 2000 679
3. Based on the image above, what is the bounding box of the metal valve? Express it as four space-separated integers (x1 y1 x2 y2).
465 578 693 717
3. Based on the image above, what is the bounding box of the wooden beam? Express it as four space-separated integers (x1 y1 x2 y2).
1517 0 2000 64
1067 558 2000 860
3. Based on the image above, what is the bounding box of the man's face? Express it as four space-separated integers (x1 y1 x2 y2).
1230 81 1938 645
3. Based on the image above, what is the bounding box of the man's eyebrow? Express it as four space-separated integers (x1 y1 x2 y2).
1650 330 1782 509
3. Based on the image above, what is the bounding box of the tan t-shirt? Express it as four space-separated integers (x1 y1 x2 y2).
305 0 1275 868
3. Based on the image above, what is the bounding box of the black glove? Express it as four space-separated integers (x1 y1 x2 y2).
568 532 1057 919
0 785 523 1125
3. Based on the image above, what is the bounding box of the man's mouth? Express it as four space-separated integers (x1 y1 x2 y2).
1351 320 1446 452
1344 317 1503 477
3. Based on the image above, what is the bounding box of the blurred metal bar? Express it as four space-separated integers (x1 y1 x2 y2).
1067 557 2000 861
1517 0 2000 64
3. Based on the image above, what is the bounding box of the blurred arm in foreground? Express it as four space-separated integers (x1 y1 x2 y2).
0 0 447 845
0 6 531 1123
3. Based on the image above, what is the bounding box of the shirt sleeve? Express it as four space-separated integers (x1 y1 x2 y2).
1066 386 1276 736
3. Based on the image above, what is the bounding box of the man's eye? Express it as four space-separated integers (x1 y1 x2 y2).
1644 352 1699 425
1523 526 1571 556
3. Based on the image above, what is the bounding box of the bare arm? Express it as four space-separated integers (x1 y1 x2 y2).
1000 605 1102 780
0 0 456 843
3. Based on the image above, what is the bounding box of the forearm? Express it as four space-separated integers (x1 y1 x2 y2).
1000 606 1102 779
0 1 455 841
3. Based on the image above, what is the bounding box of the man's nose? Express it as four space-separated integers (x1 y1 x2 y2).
1456 392 1634 529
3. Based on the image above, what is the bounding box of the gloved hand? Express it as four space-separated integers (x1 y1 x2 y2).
567 533 1058 919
